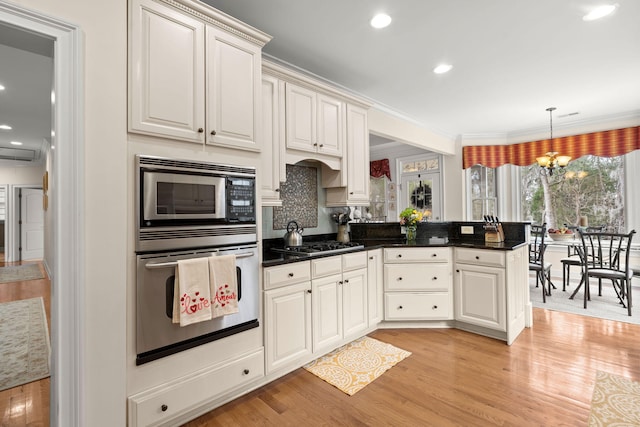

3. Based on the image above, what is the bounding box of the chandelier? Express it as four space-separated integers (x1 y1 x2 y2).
536 107 571 175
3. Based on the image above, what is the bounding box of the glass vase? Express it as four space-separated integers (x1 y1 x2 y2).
405 224 417 243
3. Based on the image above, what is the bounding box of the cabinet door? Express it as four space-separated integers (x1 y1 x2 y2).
367 249 383 326
342 268 368 339
261 75 285 205
345 104 369 203
264 282 312 374
312 274 343 352
285 83 316 152
206 25 261 151
454 264 506 331
129 0 205 142
316 94 343 156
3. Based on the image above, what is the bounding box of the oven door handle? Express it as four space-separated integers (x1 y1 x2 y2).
144 251 254 269
219 251 255 259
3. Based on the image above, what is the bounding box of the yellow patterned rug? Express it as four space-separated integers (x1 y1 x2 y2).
589 371 640 426
303 336 411 396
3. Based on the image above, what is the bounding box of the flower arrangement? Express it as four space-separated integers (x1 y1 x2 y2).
399 208 423 226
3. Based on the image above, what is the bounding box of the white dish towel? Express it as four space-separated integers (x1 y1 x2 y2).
172 257 212 326
209 254 239 318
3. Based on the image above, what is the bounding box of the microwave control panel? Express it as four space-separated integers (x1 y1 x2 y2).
227 177 256 223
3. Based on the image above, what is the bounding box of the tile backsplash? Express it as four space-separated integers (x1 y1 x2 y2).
273 164 318 230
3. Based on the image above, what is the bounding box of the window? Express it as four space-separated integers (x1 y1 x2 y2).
520 155 625 231
368 176 388 221
468 165 497 220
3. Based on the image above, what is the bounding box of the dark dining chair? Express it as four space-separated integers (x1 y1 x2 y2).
560 225 604 291
573 229 636 316
529 224 553 303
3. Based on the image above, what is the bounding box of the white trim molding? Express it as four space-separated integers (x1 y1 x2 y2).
0 2 85 426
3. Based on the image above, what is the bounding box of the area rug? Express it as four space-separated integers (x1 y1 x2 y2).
589 370 640 426
0 264 44 284
303 336 411 396
0 297 51 391
530 277 640 325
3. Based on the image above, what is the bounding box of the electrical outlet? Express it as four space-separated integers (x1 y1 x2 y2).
461 226 474 234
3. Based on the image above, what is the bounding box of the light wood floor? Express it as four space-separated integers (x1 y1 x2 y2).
184 309 640 427
0 258 50 427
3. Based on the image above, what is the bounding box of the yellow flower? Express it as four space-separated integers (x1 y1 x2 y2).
399 207 423 226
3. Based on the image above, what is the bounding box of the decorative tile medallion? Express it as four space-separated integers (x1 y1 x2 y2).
273 164 318 229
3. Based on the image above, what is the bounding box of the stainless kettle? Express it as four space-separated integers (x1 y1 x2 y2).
284 220 304 247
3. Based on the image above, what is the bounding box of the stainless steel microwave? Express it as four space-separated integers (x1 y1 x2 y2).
135 155 257 252
143 171 225 221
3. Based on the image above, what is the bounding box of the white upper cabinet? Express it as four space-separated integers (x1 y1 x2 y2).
325 103 370 206
129 0 205 143
260 74 286 205
206 25 262 151
345 104 370 202
285 82 344 157
129 0 270 151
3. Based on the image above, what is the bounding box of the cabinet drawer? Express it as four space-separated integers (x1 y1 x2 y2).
342 251 367 271
264 261 311 290
455 248 505 267
385 293 451 320
312 255 342 278
128 348 264 427
384 247 450 263
384 264 451 291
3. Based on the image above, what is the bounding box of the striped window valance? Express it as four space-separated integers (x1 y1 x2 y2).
462 126 640 169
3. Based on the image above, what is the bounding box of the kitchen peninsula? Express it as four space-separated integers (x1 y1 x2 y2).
261 221 531 391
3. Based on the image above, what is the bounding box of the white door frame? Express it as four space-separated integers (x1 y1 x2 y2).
0 3 84 427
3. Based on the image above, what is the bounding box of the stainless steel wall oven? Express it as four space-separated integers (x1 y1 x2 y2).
135 155 259 365
135 155 256 253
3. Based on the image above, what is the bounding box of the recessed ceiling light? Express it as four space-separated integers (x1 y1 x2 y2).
0 124 12 130
0 84 5 91
10 141 23 146
583 4 617 21
433 64 453 74
370 13 392 29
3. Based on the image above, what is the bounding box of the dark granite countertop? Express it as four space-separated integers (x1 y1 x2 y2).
262 238 527 267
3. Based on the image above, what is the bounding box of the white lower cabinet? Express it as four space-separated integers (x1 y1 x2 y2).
128 348 264 427
264 253 369 373
454 262 506 331
311 273 343 352
383 247 453 321
264 261 312 374
454 246 529 343
341 267 368 338
311 252 368 354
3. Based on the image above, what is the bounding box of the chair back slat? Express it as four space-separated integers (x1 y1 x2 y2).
577 229 636 273
529 224 547 265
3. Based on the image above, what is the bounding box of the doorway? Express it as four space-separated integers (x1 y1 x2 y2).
19 187 45 261
397 155 443 221
1 2 83 426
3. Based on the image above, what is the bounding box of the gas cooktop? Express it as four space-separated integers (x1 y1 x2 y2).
272 241 364 257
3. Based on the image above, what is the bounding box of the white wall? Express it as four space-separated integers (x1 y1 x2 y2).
0 164 44 184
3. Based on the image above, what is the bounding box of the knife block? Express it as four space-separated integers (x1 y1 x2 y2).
484 224 505 243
